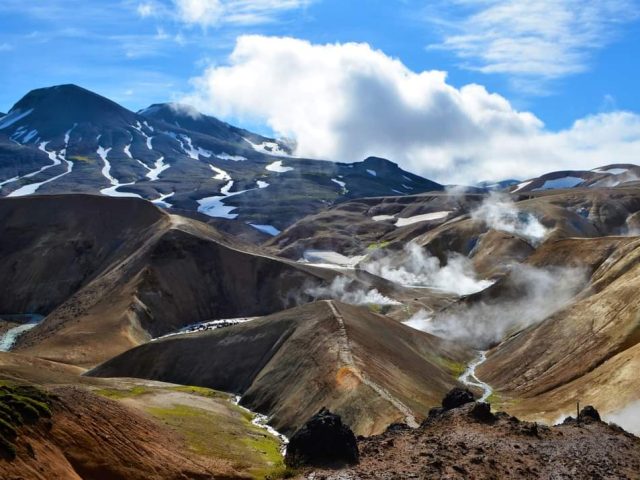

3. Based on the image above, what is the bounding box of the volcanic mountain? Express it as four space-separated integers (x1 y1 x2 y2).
0 194 357 366
88 300 471 436
0 84 442 232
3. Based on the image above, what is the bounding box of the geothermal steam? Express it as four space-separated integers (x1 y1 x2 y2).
363 242 493 295
472 192 548 244
606 401 640 436
305 276 400 306
405 264 587 349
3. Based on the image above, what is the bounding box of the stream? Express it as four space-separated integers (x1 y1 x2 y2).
233 396 289 454
459 350 493 402
0 314 44 351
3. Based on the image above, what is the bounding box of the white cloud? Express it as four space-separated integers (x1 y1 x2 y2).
184 35 640 184
174 0 311 27
428 0 639 88
137 1 158 17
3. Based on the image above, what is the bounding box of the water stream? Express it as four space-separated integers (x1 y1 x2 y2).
0 314 44 351
459 350 493 402
233 396 289 454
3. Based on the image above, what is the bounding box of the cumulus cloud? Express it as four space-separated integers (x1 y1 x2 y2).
428 0 639 90
174 0 311 27
184 35 640 184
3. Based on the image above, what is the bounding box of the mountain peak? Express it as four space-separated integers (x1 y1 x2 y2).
9 84 137 130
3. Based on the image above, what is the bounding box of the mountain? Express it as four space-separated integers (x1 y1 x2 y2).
0 84 442 233
0 194 351 366
89 300 470 436
509 165 640 192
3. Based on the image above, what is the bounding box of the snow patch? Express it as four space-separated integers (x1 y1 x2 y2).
366 169 377 176
152 192 174 208
265 160 293 173
216 152 247 161
0 108 34 130
533 176 584 191
395 211 450 227
249 224 281 236
244 137 291 157
98 145 142 199
209 164 231 181
197 180 245 219
512 180 533 193
372 214 396 222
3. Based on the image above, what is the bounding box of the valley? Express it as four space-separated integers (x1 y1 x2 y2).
2 85 640 479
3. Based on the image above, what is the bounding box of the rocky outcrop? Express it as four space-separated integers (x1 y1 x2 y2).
442 387 475 410
285 408 358 468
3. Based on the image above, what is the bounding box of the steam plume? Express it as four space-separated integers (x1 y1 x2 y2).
472 192 548 244
305 276 400 306
363 242 493 296
405 264 587 349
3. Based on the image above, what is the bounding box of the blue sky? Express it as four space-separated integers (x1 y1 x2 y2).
1 0 640 182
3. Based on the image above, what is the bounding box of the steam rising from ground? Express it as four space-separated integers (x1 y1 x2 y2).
606 401 640 436
472 193 548 244
405 264 587 349
363 242 494 296
305 276 400 306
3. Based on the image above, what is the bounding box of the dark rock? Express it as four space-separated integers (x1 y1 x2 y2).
442 388 475 410
285 408 358 468
469 402 496 423
428 407 445 419
579 406 601 422
385 423 411 433
518 422 539 437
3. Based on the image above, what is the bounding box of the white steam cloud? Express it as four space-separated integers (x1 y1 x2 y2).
606 401 640 436
472 193 549 244
363 242 493 296
305 276 400 306
405 264 587 349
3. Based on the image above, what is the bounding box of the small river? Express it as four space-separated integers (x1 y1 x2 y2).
0 314 44 352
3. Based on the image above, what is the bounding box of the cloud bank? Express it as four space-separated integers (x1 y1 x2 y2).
184 35 640 184
428 0 639 90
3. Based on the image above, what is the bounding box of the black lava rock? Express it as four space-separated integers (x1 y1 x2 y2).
285 408 359 468
442 388 476 410
579 406 601 422
469 402 496 423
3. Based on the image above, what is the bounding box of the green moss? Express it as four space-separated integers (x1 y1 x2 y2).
367 240 391 251
169 385 228 399
436 357 467 378
94 386 151 399
146 401 285 479
0 385 52 460
68 155 93 163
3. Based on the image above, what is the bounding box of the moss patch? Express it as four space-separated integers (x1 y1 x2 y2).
146 400 285 479
94 385 151 399
0 384 53 460
367 240 391 251
436 357 467 378
169 385 228 399
68 155 93 163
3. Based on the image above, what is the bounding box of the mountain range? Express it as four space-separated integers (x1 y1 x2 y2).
0 84 441 235
2 83 640 478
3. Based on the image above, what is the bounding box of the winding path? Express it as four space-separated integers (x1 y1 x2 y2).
326 300 419 428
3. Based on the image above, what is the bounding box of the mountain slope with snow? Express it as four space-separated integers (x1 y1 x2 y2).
0 84 442 231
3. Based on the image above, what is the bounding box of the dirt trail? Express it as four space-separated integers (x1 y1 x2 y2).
326 300 419 428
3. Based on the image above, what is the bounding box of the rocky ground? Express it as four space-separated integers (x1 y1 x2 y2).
300 397 640 479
